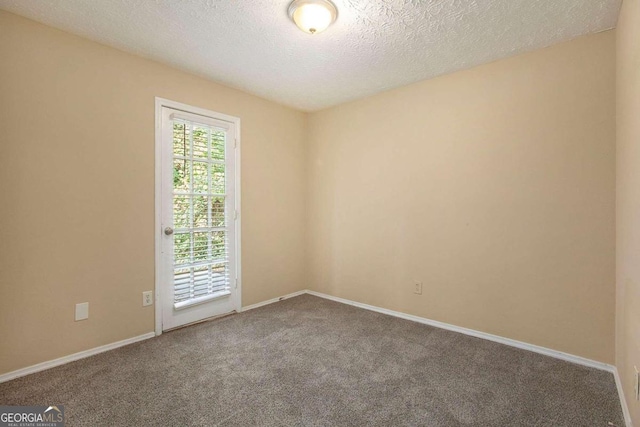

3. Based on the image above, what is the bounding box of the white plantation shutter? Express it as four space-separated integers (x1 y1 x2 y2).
170 115 232 310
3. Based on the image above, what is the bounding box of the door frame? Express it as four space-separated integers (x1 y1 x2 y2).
154 97 242 336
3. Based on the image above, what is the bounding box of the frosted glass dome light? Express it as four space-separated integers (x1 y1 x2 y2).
288 0 338 34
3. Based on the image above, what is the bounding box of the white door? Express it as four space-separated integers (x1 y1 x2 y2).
158 104 239 331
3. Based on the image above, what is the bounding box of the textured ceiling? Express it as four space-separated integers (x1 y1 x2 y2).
0 0 621 111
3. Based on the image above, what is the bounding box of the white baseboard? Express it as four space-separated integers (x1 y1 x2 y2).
613 366 634 427
306 290 633 426
245 289 618 373
0 289 308 383
0 332 155 383
306 290 614 372
240 290 307 312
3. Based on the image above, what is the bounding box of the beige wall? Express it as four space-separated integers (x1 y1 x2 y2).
307 31 616 363
616 0 640 423
0 11 307 374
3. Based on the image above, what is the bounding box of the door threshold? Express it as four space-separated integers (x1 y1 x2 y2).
163 310 237 333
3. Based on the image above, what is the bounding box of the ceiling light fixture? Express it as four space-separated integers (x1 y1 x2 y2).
288 0 338 35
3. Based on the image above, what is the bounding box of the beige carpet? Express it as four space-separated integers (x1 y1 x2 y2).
0 295 625 426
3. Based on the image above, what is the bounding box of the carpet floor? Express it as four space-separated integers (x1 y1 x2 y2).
0 294 624 426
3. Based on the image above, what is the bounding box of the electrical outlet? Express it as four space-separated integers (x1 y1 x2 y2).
635 366 639 401
414 281 423 295
75 302 89 321
142 291 153 307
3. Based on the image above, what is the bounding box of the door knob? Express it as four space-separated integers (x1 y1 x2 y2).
164 227 174 235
